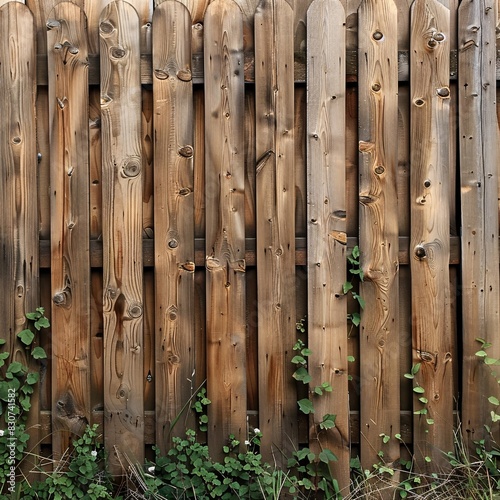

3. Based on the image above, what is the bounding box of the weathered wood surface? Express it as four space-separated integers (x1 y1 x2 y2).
152 1 196 452
459 0 500 447
306 0 349 489
358 0 400 482
410 0 453 469
204 0 247 458
47 1 91 458
255 0 296 465
100 0 144 471
0 1 39 478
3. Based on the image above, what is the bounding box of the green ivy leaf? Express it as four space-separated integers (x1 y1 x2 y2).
27 372 39 385
0 338 6 345
7 361 25 375
350 313 361 327
32 347 47 359
489 396 500 406
25 312 40 321
293 367 311 384
475 350 488 358
297 399 314 415
17 329 35 346
343 281 353 294
35 317 50 330
318 449 337 463
411 363 421 375
413 386 425 394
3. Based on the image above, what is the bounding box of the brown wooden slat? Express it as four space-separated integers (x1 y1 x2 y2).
458 0 500 447
255 0 297 465
100 0 144 472
153 1 196 452
358 0 400 481
38 235 462 268
47 1 91 459
39 410 419 446
204 0 247 458
410 0 453 470
35 49 472 85
306 0 349 488
0 1 39 480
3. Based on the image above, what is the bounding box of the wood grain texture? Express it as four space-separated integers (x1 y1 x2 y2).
204 0 247 458
47 1 91 458
410 0 453 469
100 0 144 471
152 1 196 452
458 0 500 446
306 0 349 488
255 0 297 465
0 1 39 478
358 0 400 480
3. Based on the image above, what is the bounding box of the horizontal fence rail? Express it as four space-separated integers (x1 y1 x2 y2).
1 0 500 496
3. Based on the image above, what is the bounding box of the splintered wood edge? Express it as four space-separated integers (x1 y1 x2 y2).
35 49 466 85
39 236 461 268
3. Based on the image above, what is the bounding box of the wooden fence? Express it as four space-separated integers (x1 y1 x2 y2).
1 0 500 493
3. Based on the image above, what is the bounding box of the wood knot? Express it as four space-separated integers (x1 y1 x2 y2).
111 46 126 59
179 187 192 196
68 46 79 55
154 69 169 80
179 145 194 158
427 39 438 48
414 98 425 107
53 292 66 305
99 21 114 35
434 32 445 41
372 31 383 41
437 87 450 98
168 239 178 249
371 83 381 92
179 261 195 272
168 307 178 321
129 303 143 318
414 245 427 260
424 179 431 188
123 160 141 177
12 136 21 145
374 165 385 175
177 68 192 82
46 19 61 30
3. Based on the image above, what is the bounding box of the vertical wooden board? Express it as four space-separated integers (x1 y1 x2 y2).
358 0 400 477
410 0 453 469
37 88 51 240
0 0 40 476
204 0 247 457
306 0 349 488
47 1 91 457
255 0 296 464
398 86 411 236
346 87 359 236
155 0 209 24
90 271 103 424
244 92 256 238
89 88 102 240
458 0 500 446
100 0 144 471
194 88 205 238
295 86 307 238
152 1 195 451
142 88 154 239
25 0 54 54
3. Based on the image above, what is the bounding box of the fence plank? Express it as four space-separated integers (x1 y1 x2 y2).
204 0 247 458
47 1 91 458
410 0 453 469
306 0 349 489
100 0 144 471
458 0 500 447
358 0 400 481
152 0 196 452
0 1 39 479
255 0 296 465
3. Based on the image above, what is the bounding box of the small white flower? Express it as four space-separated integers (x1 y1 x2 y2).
148 466 155 473
91 450 97 458
0 429 4 437
244 440 250 445
254 428 260 434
